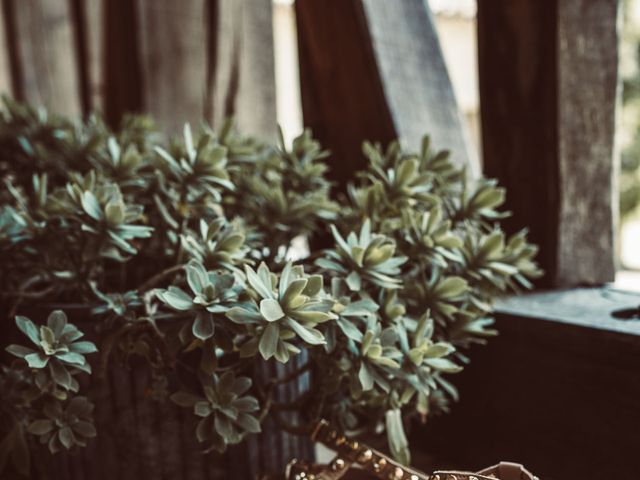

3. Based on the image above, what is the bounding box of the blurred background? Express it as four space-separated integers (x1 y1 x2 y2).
0 0 634 290
275 0 640 290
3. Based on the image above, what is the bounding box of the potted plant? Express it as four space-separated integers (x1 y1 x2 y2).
0 98 540 479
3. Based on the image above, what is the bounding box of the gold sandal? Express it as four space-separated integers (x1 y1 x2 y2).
285 420 538 480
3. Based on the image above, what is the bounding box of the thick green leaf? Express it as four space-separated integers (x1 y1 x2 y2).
72 421 97 438
346 271 361 291
58 427 74 450
385 409 410 465
69 341 98 354
25 352 49 368
258 323 279 359
358 362 374 391
50 361 72 389
192 312 215 340
157 287 193 311
259 299 285 322
27 420 54 435
236 413 261 433
15 316 40 346
57 352 86 366
286 318 325 345
281 278 308 307
336 317 363 342
6 344 36 358
47 310 67 337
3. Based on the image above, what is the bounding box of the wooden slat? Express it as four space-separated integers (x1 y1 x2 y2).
136 0 208 134
556 0 619 286
5 0 81 116
479 0 619 287
104 0 143 127
360 0 479 175
83 0 105 113
0 4 13 96
296 0 478 187
211 0 277 139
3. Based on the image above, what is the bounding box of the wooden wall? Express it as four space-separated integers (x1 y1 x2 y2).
0 0 276 139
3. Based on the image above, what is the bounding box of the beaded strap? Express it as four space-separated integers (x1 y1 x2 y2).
285 420 538 480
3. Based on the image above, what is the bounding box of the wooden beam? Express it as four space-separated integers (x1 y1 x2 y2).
211 0 277 140
82 0 105 113
296 0 478 187
479 0 619 287
104 0 143 127
136 0 208 134
4 0 82 116
0 2 13 96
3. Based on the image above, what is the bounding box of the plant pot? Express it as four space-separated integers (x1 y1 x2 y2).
10 305 314 480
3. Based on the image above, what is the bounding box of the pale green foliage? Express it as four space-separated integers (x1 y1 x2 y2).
7 311 97 393
27 397 96 453
226 262 334 363
170 371 260 452
0 99 540 470
2 311 96 467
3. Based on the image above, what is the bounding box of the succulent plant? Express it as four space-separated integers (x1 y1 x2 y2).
27 397 96 453
156 260 240 342
170 371 261 452
226 262 334 363
0 99 541 473
316 219 407 291
6 311 97 392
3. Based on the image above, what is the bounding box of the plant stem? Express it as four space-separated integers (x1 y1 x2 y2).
269 361 311 385
137 264 185 292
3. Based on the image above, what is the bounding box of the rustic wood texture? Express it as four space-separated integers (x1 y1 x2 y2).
104 0 143 126
0 4 12 96
136 0 208 134
82 0 105 112
211 0 277 139
296 0 478 187
556 0 619 286
412 289 640 479
479 0 619 287
3 0 81 116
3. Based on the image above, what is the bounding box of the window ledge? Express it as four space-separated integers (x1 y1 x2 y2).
495 287 640 337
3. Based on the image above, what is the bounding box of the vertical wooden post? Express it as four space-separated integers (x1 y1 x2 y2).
212 0 277 140
104 0 143 127
81 0 105 113
136 0 209 134
296 0 478 187
3 0 82 116
479 0 620 287
0 3 13 96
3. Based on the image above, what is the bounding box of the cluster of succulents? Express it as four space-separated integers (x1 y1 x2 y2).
0 98 540 475
1 311 96 474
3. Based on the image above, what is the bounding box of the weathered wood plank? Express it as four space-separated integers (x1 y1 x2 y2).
556 0 619 286
296 0 478 187
136 0 208 134
360 0 479 175
211 0 277 139
83 0 105 113
0 4 13 96
104 0 143 127
479 0 619 287
6 0 81 116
